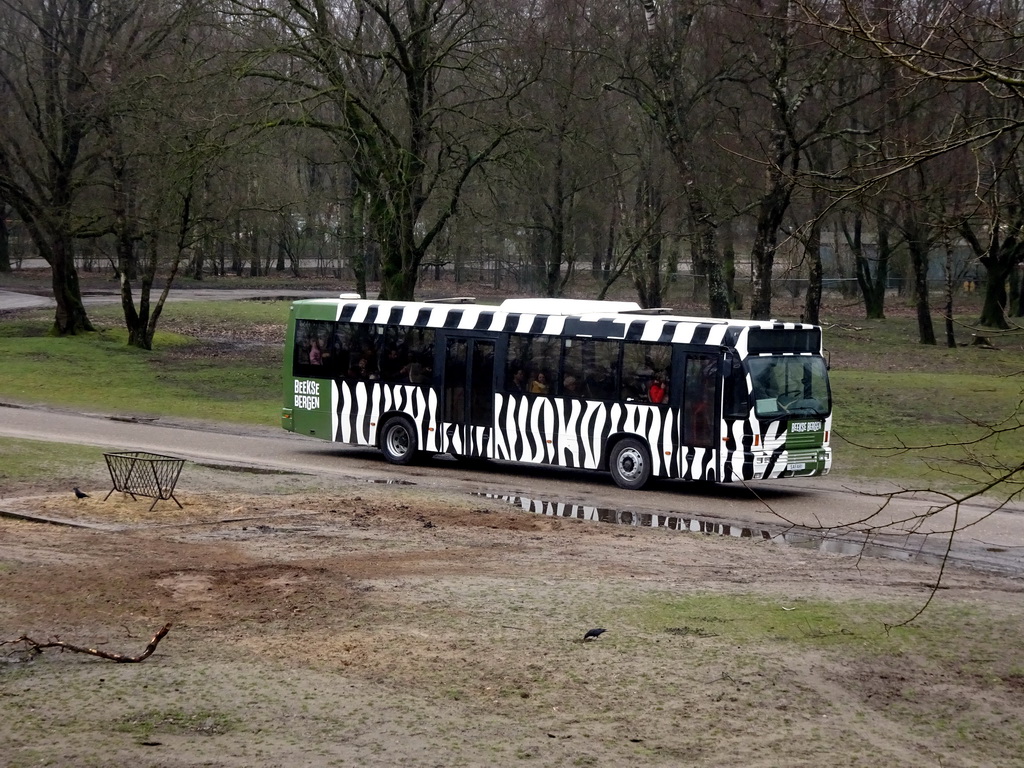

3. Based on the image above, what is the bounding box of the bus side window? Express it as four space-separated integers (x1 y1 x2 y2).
560 339 618 399
504 335 531 392
560 339 582 397
505 334 558 395
529 336 558 394
377 327 406 382
622 342 672 403
335 324 378 380
586 340 620 400
723 356 749 418
407 329 435 385
294 319 339 378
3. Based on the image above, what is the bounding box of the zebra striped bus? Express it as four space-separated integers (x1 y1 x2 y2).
281 295 832 489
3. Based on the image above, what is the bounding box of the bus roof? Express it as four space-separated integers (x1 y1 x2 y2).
499 298 642 315
292 296 812 329
290 296 823 354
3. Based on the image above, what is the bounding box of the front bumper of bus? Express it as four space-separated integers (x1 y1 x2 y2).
751 448 831 479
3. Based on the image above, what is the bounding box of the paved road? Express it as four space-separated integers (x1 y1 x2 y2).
2 401 1022 574
0 289 52 311
0 287 339 311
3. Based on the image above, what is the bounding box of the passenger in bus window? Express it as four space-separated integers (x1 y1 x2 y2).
308 338 323 365
529 371 549 394
648 373 668 404
563 375 580 396
510 368 527 392
356 356 379 380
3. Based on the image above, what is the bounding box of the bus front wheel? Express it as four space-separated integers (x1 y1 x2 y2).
380 417 418 465
609 438 651 490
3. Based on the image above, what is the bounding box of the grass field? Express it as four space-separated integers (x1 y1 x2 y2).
0 286 1021 493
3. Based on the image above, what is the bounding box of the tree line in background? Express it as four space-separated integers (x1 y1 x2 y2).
1 0 1023 348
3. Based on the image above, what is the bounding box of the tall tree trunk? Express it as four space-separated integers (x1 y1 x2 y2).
850 212 889 319
749 224 777 320
348 181 367 297
190 242 206 281
1010 263 1023 317
0 203 10 273
958 221 1018 329
977 257 1012 329
749 148 795 320
50 237 93 335
543 150 567 298
375 206 419 300
944 244 956 348
276 214 287 273
803 216 823 325
249 231 261 277
722 219 737 309
111 153 149 349
908 236 936 345
687 187 729 318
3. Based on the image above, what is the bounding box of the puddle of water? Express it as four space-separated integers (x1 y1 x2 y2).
478 493 1024 577
194 463 300 476
480 493 771 540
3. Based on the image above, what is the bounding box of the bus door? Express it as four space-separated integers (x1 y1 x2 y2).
440 334 495 458
680 352 720 481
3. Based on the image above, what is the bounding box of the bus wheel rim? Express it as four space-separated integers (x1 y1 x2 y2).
617 447 644 481
388 427 409 456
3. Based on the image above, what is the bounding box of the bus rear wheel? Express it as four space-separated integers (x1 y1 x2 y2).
609 438 651 490
380 417 418 465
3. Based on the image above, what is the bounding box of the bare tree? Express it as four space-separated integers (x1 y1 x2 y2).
228 0 525 300
0 0 116 335
731 0 846 321
816 0 1024 329
630 0 736 318
509 0 600 298
957 127 1024 330
0 198 9 272
91 1 228 349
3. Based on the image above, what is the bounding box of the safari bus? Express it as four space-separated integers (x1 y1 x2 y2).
281 295 832 489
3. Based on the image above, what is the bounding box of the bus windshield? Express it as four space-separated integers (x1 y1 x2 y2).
747 355 830 419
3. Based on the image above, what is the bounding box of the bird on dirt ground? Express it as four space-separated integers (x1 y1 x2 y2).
73 487 89 499
583 628 607 641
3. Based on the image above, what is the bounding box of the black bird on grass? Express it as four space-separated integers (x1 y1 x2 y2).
583 627 607 641
73 487 89 499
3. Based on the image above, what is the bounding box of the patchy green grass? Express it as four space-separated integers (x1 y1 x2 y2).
821 312 1024 489
114 708 238 738
0 305 285 426
0 436 111 493
85 296 292 328
633 593 918 648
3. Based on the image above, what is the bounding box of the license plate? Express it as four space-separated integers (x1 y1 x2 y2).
788 462 806 471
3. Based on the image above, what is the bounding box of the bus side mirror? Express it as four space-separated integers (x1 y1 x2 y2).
722 350 743 377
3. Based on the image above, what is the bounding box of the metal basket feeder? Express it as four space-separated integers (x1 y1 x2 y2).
103 451 184 511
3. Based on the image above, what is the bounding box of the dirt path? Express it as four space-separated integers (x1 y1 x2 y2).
3 475 1024 767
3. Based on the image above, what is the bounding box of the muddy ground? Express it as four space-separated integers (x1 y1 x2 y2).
2 465 1024 768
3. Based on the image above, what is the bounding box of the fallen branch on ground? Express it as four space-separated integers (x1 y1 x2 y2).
2 623 171 663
